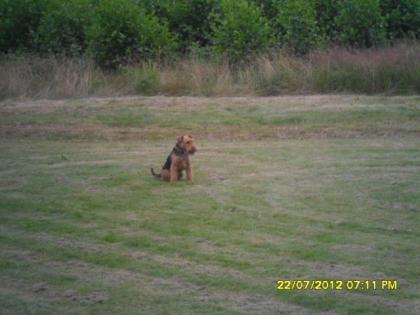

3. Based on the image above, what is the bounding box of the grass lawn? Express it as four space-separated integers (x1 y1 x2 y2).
0 95 419 314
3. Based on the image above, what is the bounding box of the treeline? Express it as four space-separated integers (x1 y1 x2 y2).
1 0 419 68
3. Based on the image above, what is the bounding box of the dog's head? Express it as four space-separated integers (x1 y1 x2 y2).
177 134 197 155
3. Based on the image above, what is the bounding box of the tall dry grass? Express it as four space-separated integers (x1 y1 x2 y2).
1 42 419 100
310 42 420 93
0 56 97 99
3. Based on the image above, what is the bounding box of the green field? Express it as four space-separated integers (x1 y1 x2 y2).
1 95 419 314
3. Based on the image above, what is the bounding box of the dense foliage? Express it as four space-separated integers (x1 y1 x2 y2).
211 0 272 62
380 0 420 39
273 0 324 54
335 0 387 47
35 0 93 55
87 0 176 68
0 0 419 66
144 0 216 50
0 0 48 51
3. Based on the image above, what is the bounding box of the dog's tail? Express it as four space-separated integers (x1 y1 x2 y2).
150 168 161 178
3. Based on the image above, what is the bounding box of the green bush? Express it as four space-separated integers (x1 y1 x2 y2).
249 0 278 21
335 0 387 47
210 0 273 63
380 0 420 40
150 0 216 50
0 0 49 52
274 0 324 55
35 0 93 55
0 0 418 64
87 0 177 69
314 0 340 41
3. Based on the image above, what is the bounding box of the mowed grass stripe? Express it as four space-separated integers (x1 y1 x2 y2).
0 233 413 315
1 95 420 140
0 238 309 314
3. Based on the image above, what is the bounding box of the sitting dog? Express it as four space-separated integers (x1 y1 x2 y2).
151 135 197 182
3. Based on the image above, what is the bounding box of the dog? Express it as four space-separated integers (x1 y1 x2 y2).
151 135 197 182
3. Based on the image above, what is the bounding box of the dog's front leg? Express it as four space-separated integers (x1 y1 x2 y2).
186 162 193 181
170 164 178 183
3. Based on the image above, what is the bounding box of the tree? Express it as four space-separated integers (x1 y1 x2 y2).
380 0 420 39
35 0 93 55
0 0 49 52
211 0 273 63
335 0 387 47
154 0 216 50
314 0 340 42
87 0 176 69
274 0 324 54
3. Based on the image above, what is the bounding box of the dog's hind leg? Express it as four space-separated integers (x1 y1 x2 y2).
161 169 170 182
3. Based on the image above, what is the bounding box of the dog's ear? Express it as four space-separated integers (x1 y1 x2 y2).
177 135 184 144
